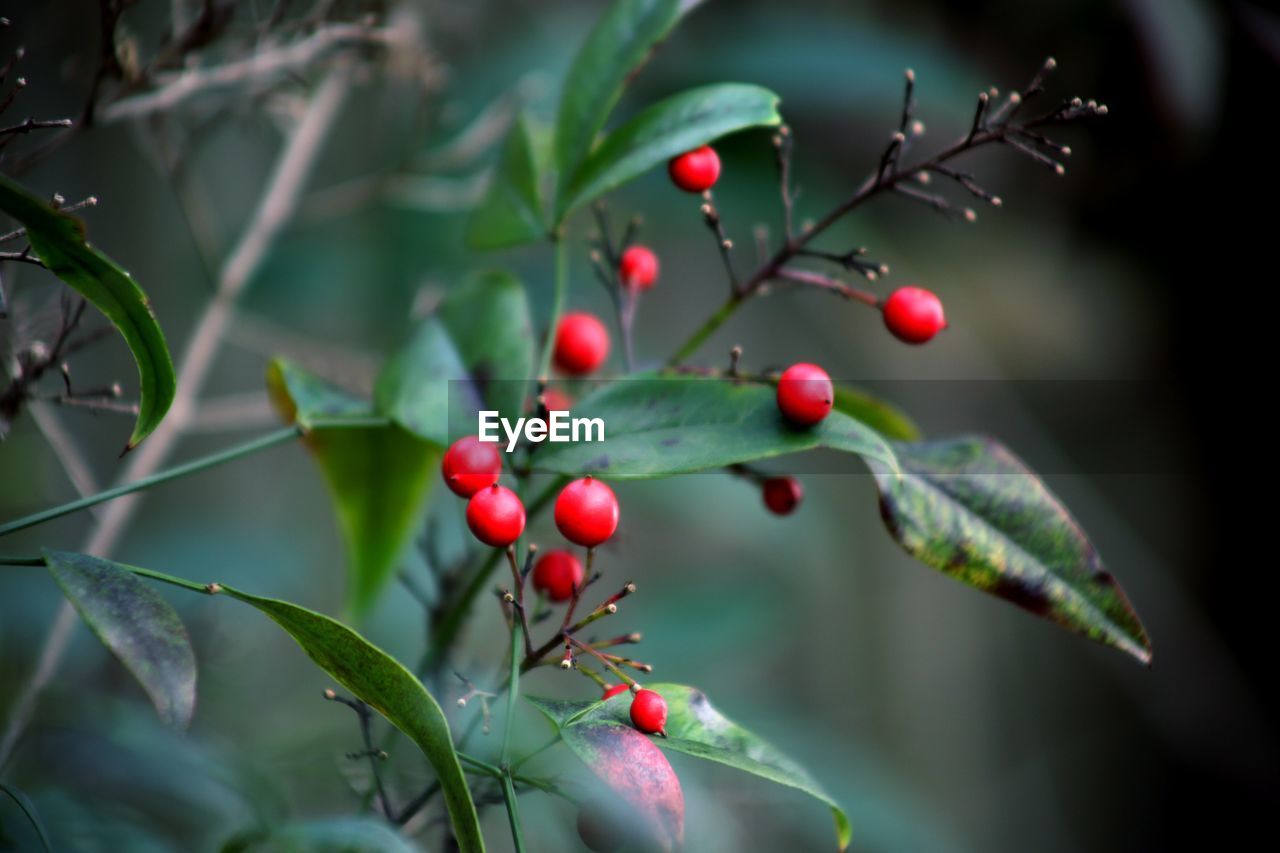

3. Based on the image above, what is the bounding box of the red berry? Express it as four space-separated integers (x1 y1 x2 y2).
882 286 946 344
577 807 624 853
555 476 619 548
554 312 610 376
602 683 629 701
465 484 525 548
542 387 573 413
531 549 584 602
441 436 502 497
619 245 659 291
762 476 803 515
776 363 833 426
668 145 721 193
629 689 667 735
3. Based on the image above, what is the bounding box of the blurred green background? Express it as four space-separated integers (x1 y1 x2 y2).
2 0 1275 850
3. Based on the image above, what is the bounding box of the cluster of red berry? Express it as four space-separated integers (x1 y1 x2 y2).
441 435 669 738
543 146 946 521
438 143 954 783
441 441 618 551
670 144 948 345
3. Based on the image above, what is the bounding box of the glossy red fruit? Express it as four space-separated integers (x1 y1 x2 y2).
465 484 525 548
668 145 721 193
602 683 629 701
630 689 668 735
776 363 833 426
882 286 946 344
531 549 584 602
619 245 659 291
762 476 803 515
542 387 573 413
554 312 611 376
555 476 619 547
441 436 502 497
577 807 624 853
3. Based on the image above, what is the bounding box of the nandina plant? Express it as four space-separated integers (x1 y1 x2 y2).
0 1 1148 850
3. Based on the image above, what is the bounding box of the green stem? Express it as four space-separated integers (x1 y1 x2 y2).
499 591 527 851
419 477 565 677
121 563 216 594
500 772 528 853
500 616 521 765
535 232 570 383
0 426 302 538
1 556 217 595
666 293 745 367
457 751 502 777
305 415 393 429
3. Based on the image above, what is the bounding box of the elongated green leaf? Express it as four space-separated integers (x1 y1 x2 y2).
42 550 196 727
221 816 420 852
0 780 53 853
529 373 896 478
0 175 175 450
268 359 439 617
553 0 691 201
833 384 920 441
374 318 479 448
217 585 482 853
871 437 1152 663
438 271 533 427
466 114 547 250
531 686 849 850
558 83 782 218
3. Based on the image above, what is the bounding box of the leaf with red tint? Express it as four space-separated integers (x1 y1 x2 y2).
560 721 684 851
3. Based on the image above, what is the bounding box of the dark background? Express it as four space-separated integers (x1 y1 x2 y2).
1 0 1276 850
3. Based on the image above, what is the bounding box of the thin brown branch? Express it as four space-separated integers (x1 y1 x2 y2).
100 23 392 123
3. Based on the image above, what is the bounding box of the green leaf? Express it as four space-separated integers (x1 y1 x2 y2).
870 437 1152 664
220 817 420 852
438 270 534 426
42 550 196 727
552 0 692 204
465 114 547 250
374 318 479 448
557 83 782 219
568 684 851 851
525 695 593 729
0 780 53 853
217 585 482 853
0 174 175 450
268 359 440 617
833 384 921 441
552 715 684 850
529 372 897 478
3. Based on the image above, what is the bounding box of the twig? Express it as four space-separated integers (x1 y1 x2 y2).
0 67 352 770
0 118 73 137
667 60 1098 366
701 198 739 294
324 690 393 820
0 196 98 243
505 546 535 658
101 24 389 123
0 250 43 267
773 125 796 243
774 268 879 307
